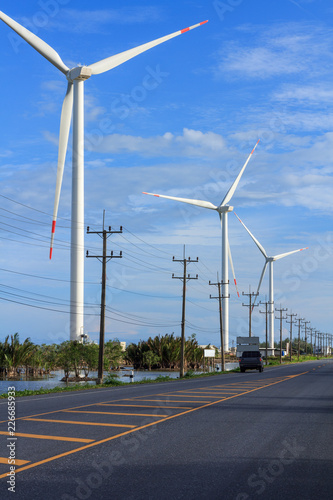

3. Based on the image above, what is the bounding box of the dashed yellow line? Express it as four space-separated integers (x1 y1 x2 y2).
97 403 192 409
64 410 169 418
156 394 219 399
0 457 30 465
22 418 136 429
182 390 242 395
127 399 211 403
0 431 94 443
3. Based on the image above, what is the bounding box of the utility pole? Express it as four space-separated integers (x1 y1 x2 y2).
259 299 273 365
296 317 304 360
302 320 310 355
242 290 259 337
172 246 198 378
86 211 122 384
314 330 318 356
286 312 297 361
309 327 314 354
275 306 288 364
209 274 229 372
318 331 322 355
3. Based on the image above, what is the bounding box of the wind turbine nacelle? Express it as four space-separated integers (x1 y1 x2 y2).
218 205 233 213
67 66 92 82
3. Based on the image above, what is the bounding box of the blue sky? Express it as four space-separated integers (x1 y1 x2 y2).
0 0 332 348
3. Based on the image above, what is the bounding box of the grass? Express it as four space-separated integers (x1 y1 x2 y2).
0 383 100 398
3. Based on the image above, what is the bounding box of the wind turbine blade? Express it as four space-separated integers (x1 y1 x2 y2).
50 82 73 259
88 20 208 75
234 212 267 258
0 11 69 74
252 261 268 312
143 192 217 210
220 140 260 207
273 247 308 261
228 242 239 297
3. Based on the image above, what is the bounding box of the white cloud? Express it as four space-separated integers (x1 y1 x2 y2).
216 23 333 80
48 7 164 34
0 150 13 158
273 85 333 104
86 128 227 157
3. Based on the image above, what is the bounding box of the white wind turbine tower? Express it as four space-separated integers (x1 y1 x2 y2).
143 140 260 351
0 11 207 341
234 212 308 348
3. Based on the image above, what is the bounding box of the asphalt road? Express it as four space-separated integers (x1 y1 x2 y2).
1 360 332 500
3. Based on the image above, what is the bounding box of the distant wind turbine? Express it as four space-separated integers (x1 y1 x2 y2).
234 212 308 348
143 140 260 351
0 11 207 340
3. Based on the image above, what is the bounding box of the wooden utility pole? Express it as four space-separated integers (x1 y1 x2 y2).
302 320 310 355
209 274 229 372
86 211 122 384
309 327 314 354
242 290 259 337
314 330 318 355
259 300 273 365
172 246 198 378
286 312 297 361
275 306 288 364
296 317 304 360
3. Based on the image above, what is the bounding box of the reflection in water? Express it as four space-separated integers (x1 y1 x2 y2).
0 363 238 395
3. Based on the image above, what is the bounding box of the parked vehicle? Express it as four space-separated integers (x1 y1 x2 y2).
239 351 264 373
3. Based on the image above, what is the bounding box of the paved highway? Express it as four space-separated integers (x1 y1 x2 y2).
0 360 332 499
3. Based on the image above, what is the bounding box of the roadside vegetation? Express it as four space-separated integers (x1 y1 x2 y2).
124 333 204 371
0 332 330 398
0 333 123 381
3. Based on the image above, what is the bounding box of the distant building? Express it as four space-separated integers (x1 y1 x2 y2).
112 341 126 351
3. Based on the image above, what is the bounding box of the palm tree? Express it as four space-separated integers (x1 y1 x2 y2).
1 333 36 378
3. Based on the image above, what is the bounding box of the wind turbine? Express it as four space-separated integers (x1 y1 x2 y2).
143 140 260 351
0 11 207 341
234 212 308 348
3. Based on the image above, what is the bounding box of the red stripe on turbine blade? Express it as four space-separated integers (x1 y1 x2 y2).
51 220 56 233
181 27 190 33
250 139 260 154
200 20 209 25
234 280 240 297
153 194 160 197
49 247 53 260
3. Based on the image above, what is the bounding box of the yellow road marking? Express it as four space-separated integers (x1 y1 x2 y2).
22 418 136 429
0 373 308 480
0 457 30 465
0 400 126 425
0 431 94 443
127 399 210 403
64 410 169 418
157 394 219 399
97 403 192 409
0 374 301 480
180 391 242 395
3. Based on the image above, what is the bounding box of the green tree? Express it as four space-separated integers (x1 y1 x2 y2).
1 333 36 378
142 351 161 370
104 341 124 371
